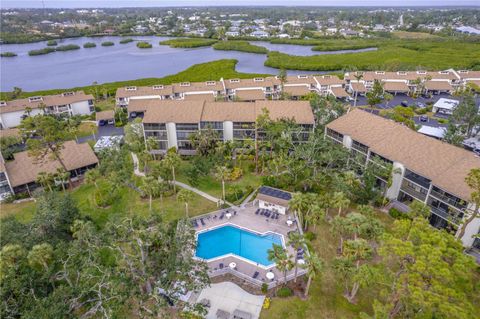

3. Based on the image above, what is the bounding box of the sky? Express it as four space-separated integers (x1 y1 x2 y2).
2 0 479 8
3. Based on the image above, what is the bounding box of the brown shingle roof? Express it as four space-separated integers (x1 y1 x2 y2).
350 82 367 93
142 100 205 124
314 75 344 86
202 102 256 122
326 109 480 200
127 99 159 114
183 93 216 102
235 89 266 101
424 80 453 91
95 110 115 121
284 75 317 85
255 101 314 124
0 91 94 114
330 87 350 98
345 71 458 82
283 85 311 97
225 78 274 89
115 85 173 98
383 81 410 92
5 141 98 187
173 81 224 93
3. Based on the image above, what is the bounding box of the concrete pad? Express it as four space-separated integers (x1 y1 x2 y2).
196 282 265 319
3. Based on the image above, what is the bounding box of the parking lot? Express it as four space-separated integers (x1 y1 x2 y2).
352 92 457 109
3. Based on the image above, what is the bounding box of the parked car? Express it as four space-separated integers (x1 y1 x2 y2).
98 119 107 126
401 101 409 107
419 115 428 122
415 102 426 108
107 119 114 125
130 112 137 118
474 148 480 156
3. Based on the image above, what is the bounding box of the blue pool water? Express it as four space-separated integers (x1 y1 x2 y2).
196 225 283 266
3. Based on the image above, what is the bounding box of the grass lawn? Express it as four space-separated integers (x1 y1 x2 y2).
392 31 441 39
261 209 394 319
176 159 263 204
76 122 98 138
1 181 217 227
94 97 116 111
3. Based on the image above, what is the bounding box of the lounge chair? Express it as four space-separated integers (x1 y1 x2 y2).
233 211 237 215
200 218 206 226
219 263 224 269
253 271 259 279
255 209 260 215
219 213 224 220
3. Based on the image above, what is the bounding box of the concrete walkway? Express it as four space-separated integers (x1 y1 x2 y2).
195 282 265 319
130 152 233 207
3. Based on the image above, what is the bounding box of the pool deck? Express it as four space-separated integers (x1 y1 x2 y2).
193 203 307 288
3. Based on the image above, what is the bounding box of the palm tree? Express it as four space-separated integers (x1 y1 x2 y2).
288 232 306 283
267 244 293 286
303 252 324 297
54 168 70 192
139 176 162 212
163 149 180 195
177 189 194 217
278 68 287 100
289 192 310 229
84 168 101 189
331 192 350 217
353 73 363 108
213 165 231 204
36 172 54 191
342 239 372 303
331 215 351 254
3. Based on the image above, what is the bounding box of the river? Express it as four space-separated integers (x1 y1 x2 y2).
0 36 376 91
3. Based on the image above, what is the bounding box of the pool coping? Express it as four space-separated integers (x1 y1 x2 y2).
194 222 287 270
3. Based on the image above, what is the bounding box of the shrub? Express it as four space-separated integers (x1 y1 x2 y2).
55 44 80 52
227 167 243 181
304 231 317 242
95 181 118 207
213 40 268 54
28 47 56 56
119 38 134 44
101 41 115 46
261 283 268 294
136 41 152 49
415 108 428 115
262 297 271 309
83 42 96 48
437 118 448 124
0 52 17 57
389 207 411 220
46 40 58 46
276 287 293 298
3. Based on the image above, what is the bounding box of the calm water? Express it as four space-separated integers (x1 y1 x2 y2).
0 36 375 91
196 225 282 266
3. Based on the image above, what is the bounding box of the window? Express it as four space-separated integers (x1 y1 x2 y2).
297 75 308 79
206 81 216 86
323 75 331 79
397 71 407 75
326 128 343 142
254 78 264 82
126 86 137 91
144 123 166 130
0 101 6 107
416 71 426 75
62 92 75 97
375 71 385 75
229 79 240 83
180 82 190 87
458 70 468 74
153 85 164 90
28 96 43 102
439 71 449 75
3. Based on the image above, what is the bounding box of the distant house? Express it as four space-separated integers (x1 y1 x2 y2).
432 98 460 115
0 91 94 129
373 24 386 31
418 125 446 140
225 31 240 37
250 31 269 38
277 33 290 38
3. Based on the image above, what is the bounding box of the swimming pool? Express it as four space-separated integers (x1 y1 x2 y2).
196 225 283 267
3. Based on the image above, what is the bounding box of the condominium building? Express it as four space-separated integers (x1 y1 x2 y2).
344 70 461 95
0 91 94 129
326 109 480 248
0 140 98 197
139 100 315 155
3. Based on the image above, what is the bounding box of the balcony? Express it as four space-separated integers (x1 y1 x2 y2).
404 170 431 189
400 180 427 202
429 189 467 211
429 206 461 226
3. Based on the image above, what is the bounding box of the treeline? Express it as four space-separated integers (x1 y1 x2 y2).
212 40 268 54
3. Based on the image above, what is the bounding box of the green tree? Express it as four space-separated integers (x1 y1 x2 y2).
54 167 70 192
287 232 306 283
302 252 324 298
27 243 54 272
331 191 350 217
36 171 55 192
353 73 364 108
376 217 477 318
267 244 293 286
139 175 162 212
340 239 373 303
213 165 231 203
84 167 101 189
366 80 384 107
124 118 145 152
189 126 219 157
163 148 181 195
177 188 194 217
451 93 480 137
408 200 430 219
457 168 480 240
384 92 393 108
20 115 73 187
